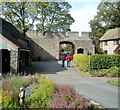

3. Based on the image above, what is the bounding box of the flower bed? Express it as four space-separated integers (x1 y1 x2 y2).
1 74 102 109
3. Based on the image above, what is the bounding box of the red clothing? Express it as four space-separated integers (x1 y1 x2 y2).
66 56 71 61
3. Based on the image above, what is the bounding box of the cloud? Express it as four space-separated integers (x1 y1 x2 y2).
68 1 100 34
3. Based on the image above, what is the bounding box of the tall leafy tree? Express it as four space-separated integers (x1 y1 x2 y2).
89 1 120 53
34 2 74 35
1 2 74 36
1 2 37 36
89 1 120 38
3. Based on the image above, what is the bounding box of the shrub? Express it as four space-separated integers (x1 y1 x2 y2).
1 90 20 108
90 69 107 77
107 67 120 77
25 78 54 108
2 75 37 97
73 54 89 72
109 70 119 77
49 84 89 108
90 54 120 69
1 74 38 108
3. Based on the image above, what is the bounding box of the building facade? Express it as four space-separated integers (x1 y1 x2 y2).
100 28 120 55
0 18 30 73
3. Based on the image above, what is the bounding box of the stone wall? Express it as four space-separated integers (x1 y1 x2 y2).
27 31 95 61
30 38 59 61
10 51 18 73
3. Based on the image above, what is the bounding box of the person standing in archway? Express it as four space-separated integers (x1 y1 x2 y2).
61 53 66 67
66 53 71 67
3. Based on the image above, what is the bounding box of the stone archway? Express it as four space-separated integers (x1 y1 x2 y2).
77 48 84 54
59 41 75 60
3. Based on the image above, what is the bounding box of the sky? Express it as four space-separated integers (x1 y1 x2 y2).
67 0 101 35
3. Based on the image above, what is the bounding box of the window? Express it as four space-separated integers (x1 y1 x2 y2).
113 40 119 45
104 41 108 46
104 50 108 54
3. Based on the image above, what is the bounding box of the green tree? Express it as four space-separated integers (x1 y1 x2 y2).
89 1 120 53
1 2 37 36
89 1 120 38
1 2 74 36
34 2 74 35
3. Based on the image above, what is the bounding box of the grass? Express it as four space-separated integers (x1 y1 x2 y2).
107 80 120 86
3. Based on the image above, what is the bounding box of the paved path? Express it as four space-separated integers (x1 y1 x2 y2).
31 61 119 109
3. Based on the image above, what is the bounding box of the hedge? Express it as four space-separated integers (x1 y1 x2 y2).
73 54 89 72
90 54 120 69
73 54 120 72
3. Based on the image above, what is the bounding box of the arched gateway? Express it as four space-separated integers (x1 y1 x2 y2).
59 41 75 60
27 31 95 61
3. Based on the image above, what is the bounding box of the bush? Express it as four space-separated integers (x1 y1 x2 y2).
90 69 107 77
1 90 20 108
109 70 119 77
73 54 89 72
2 75 37 97
49 84 89 108
25 78 54 108
1 74 39 108
90 54 120 69
107 67 120 77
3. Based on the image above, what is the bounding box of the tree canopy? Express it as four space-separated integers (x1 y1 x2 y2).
89 1 120 38
1 2 74 36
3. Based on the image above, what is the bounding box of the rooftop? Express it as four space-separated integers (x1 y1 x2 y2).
100 28 120 41
0 17 29 49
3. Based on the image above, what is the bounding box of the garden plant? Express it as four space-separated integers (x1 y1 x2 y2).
0 74 102 109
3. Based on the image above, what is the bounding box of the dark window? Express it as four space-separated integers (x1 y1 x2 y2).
104 41 108 46
104 50 107 54
113 40 119 45
77 48 84 54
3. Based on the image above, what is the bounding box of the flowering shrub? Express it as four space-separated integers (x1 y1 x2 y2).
1 74 39 108
49 84 89 108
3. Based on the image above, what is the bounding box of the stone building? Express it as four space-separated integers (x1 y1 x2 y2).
0 18 30 73
27 31 95 61
100 28 120 54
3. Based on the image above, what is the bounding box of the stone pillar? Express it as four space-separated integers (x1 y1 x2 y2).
10 50 18 73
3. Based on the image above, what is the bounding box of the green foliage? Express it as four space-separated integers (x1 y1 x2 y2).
1 90 20 108
90 69 107 77
2 75 37 97
25 78 54 108
1 75 38 108
108 67 120 77
90 67 120 77
107 80 120 86
73 54 89 72
89 1 120 38
90 54 120 69
88 104 103 110
1 2 74 36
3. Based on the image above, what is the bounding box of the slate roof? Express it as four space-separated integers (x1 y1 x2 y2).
0 17 29 50
100 28 120 41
